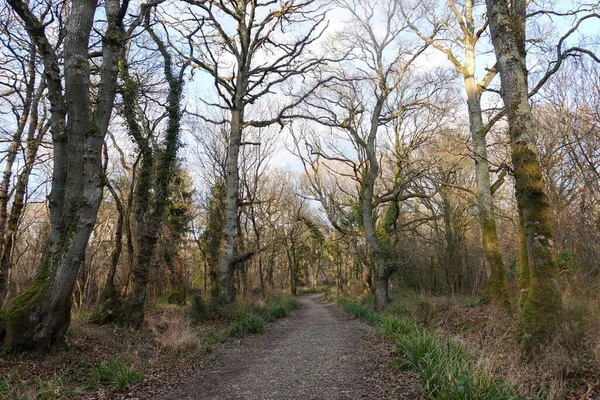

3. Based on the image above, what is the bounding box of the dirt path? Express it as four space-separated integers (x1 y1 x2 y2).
146 294 422 399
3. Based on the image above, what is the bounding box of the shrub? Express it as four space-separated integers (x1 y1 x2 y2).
263 305 287 322
228 314 265 337
168 289 186 305
281 295 299 312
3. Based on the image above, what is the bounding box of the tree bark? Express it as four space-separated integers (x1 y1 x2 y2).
375 257 392 311
2 0 125 350
124 23 184 328
517 208 530 309
464 72 510 306
218 107 244 303
486 0 562 349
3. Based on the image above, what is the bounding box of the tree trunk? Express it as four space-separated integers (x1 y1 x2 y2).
218 107 244 303
1 0 126 351
257 254 265 294
375 257 392 311
517 209 530 309
486 0 562 349
464 72 510 306
124 26 183 328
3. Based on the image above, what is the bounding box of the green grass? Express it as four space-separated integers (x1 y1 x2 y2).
88 356 143 391
227 314 265 337
336 297 525 399
337 297 380 325
262 304 288 322
227 294 298 337
0 355 142 399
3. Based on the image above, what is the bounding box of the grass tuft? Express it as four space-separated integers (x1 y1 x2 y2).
88 356 142 391
227 314 265 337
337 297 380 325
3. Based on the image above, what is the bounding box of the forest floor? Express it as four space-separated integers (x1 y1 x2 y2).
129 293 423 400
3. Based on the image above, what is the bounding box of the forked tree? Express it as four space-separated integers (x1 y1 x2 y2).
1 0 129 350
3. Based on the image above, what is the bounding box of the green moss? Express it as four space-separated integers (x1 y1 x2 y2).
480 212 511 308
93 283 122 324
1 272 47 348
517 212 530 310
512 142 563 351
521 278 563 353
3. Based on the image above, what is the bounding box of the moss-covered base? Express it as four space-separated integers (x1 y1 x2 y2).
483 273 511 309
1 276 46 350
520 278 563 354
1 278 71 351
93 284 123 324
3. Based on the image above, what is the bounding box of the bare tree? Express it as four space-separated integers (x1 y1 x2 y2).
182 0 332 303
290 0 446 309
400 0 511 306
0 9 50 306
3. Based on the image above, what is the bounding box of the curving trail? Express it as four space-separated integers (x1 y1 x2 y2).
149 293 421 399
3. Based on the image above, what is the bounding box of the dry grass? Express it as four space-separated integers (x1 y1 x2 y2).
147 305 201 354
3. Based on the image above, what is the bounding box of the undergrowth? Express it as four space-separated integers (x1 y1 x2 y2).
1 293 299 399
336 297 525 399
0 356 142 399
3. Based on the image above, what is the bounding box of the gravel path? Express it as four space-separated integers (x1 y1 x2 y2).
150 294 422 399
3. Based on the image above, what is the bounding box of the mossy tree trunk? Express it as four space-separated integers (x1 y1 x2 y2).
486 0 563 350
1 0 126 350
517 209 531 309
218 106 245 304
124 21 184 328
465 75 510 305
361 100 396 312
